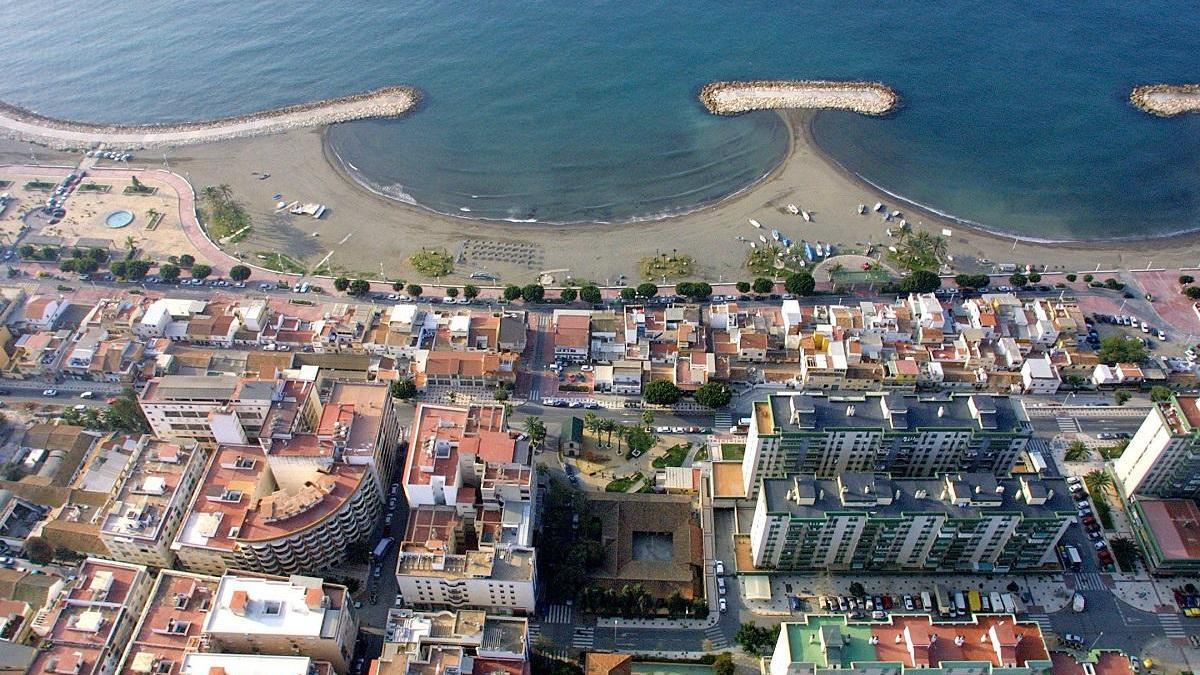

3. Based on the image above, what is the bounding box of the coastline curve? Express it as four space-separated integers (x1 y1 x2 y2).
0 85 422 150
699 80 899 116
1130 84 1200 117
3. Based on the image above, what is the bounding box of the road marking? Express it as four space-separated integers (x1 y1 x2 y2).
1159 614 1187 639
1072 572 1106 592
1056 417 1081 433
544 604 573 624
571 627 595 648
1025 613 1054 633
704 623 729 649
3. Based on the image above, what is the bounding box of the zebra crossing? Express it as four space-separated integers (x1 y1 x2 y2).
1025 613 1054 633
528 622 541 642
1072 572 1107 591
713 411 733 430
571 627 595 649
1159 614 1187 639
544 604 573 624
704 623 729 650
1055 417 1081 433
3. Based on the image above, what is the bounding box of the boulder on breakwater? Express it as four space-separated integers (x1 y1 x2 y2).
1130 84 1200 117
0 85 422 150
699 80 899 116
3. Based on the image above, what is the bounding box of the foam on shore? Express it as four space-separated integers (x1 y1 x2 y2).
1130 84 1200 117
699 80 899 116
0 85 421 149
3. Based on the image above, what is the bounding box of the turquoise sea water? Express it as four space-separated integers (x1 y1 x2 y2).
1 1 1198 236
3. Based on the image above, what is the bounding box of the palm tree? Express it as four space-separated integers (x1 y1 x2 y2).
216 183 233 200
1084 469 1112 498
582 411 600 438
613 425 627 454
599 418 617 447
641 410 655 427
124 235 136 253
200 186 221 202
1064 440 1091 462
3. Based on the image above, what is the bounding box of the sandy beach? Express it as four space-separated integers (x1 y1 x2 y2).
3 111 1199 287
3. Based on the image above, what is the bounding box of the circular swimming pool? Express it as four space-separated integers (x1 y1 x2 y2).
105 210 134 228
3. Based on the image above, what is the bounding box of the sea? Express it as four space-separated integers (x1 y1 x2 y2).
1 0 1198 239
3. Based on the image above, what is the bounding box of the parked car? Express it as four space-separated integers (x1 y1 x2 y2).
42 389 58 397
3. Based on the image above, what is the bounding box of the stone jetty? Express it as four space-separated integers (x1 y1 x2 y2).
0 85 422 150
699 80 899 116
1130 84 1200 117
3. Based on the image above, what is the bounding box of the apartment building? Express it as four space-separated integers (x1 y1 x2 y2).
99 436 205 568
139 375 294 445
740 392 1032 497
116 569 221 675
1020 357 1060 395
398 404 536 613
373 608 528 675
552 311 591 363
199 573 356 673
747 472 1073 573
28 558 152 675
1113 395 1200 499
768 614 1058 675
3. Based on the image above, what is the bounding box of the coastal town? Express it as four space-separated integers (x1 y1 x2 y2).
0 138 1199 675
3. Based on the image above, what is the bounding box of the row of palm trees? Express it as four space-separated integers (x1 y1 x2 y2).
581 410 654 453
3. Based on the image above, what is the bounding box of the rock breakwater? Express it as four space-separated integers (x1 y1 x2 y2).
0 85 421 150
699 80 898 116
1130 84 1200 117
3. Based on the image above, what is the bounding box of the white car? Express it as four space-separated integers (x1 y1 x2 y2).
42 389 58 397
79 391 94 399
718 598 727 613
580 365 593 372
715 560 725 575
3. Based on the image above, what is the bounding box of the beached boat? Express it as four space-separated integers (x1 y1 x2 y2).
750 242 757 249
825 243 836 256
803 242 814 260
801 210 812 222
858 204 867 215
289 202 327 218
874 202 884 212
749 219 762 228
890 210 901 218
771 229 781 241
786 203 799 215
759 234 768 244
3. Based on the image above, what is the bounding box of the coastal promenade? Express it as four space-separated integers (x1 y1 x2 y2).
0 86 420 149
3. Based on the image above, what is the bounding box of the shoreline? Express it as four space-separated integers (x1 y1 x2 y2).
0 85 421 150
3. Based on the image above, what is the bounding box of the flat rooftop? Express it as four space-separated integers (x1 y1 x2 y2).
203 574 344 639
1137 498 1200 562
120 570 219 675
179 653 332 675
102 438 197 543
758 392 1026 435
326 381 391 450
761 472 1074 520
406 403 508 487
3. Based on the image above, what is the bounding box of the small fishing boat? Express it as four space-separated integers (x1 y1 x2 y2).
825 243 836 256
874 202 884 212
786 203 799 215
759 234 768 244
771 229 781 241
749 219 762 228
803 242 814 260
890 210 901 218
801 210 812 222
750 242 757 249
858 204 867 215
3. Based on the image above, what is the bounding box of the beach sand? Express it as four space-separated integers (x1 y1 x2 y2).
5 111 1199 286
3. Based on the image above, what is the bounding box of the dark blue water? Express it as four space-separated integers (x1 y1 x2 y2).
1 1 1198 236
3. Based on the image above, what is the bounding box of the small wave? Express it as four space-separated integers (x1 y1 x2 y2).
345 161 359 171
459 207 471 212
501 217 538 223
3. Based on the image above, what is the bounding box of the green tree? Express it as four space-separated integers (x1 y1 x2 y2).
695 381 733 409
1064 440 1091 462
23 537 54 565
18 244 34 259
334 276 350 292
502 285 522 301
1083 273 1094 283
1097 336 1147 365
1084 469 1113 496
1181 275 1196 285
493 388 509 402
159 263 180 282
104 387 149 432
643 379 682 405
445 287 459 299
76 258 99 275
463 284 480 300
229 264 251 282
785 271 816 296
1114 390 1132 406
849 581 866 597
392 280 406 292
1065 273 1077 282
619 287 637 301
641 410 655 427
752 277 774 294
179 254 196 268
390 378 417 400
636 282 659 299
714 654 735 675
59 259 77 272
125 259 152 280
349 279 371 296
190 264 212 279
1027 272 1042 283
1150 385 1174 403
109 260 128 278
735 281 751 294
954 273 990 289
523 416 547 447
41 245 59 260
521 284 545 302
624 425 655 456
1186 286 1200 300
1109 536 1141 572
560 287 578 302
579 285 602 304
900 269 941 294
406 283 423 298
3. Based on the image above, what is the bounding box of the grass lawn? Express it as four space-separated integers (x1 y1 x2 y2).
77 182 111 193
256 251 306 274
720 443 745 460
24 180 54 191
652 443 691 469
639 253 694 280
410 249 454 277
606 472 644 493
831 267 893 286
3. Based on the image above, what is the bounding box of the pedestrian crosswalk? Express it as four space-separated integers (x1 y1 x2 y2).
704 623 729 650
1056 417 1081 433
1025 613 1054 633
1073 572 1106 591
713 411 733 430
571 627 595 649
544 604 573 624
528 622 541 642
1159 614 1187 639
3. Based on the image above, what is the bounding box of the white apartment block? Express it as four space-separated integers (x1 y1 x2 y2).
1114 395 1200 499
139 375 288 445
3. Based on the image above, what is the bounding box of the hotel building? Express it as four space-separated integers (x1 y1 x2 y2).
1112 394 1200 499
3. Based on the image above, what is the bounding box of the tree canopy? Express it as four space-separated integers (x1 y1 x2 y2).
643 379 682 405
784 272 816 296
695 381 733 409
1097 336 1147 366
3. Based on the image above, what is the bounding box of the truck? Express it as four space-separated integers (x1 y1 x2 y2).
1065 545 1083 571
968 590 982 613
954 591 967 614
1072 593 1086 613
935 585 953 617
989 592 1004 614
920 591 933 612
1001 593 1018 615
372 537 393 560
